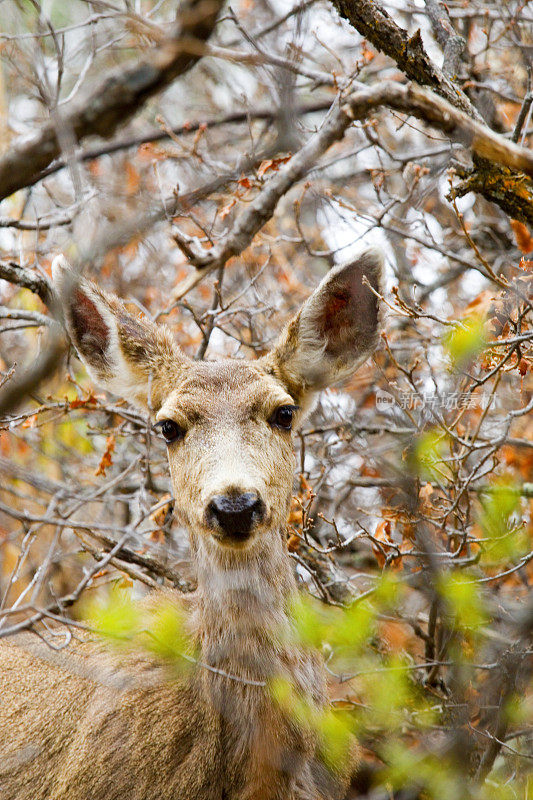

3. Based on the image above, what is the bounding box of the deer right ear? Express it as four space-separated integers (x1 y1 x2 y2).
265 248 384 405
52 256 188 413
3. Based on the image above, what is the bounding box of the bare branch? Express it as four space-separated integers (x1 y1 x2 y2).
0 0 224 201
0 326 66 417
174 80 533 295
0 261 54 306
30 100 333 185
330 0 479 118
329 0 533 224
423 0 465 79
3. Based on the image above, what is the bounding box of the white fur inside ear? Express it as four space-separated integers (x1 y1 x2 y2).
51 264 186 412
286 320 329 389
51 255 73 288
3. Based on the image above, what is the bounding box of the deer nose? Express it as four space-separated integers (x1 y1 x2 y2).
206 492 265 541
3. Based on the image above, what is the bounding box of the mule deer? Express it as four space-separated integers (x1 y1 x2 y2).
0 248 383 800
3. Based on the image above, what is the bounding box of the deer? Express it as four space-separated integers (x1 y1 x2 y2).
0 247 383 800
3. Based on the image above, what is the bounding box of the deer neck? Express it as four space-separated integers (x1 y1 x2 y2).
190 530 297 683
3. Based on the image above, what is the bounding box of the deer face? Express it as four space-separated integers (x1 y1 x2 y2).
52 249 383 552
155 360 298 548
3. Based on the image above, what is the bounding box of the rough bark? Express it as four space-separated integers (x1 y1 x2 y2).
330 0 533 224
174 81 533 296
331 0 479 117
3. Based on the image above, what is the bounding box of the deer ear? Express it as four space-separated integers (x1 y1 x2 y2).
52 256 188 413
265 248 383 403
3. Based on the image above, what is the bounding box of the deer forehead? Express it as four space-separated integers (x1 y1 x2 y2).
156 360 295 424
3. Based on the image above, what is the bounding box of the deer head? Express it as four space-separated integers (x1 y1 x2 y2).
52 251 383 558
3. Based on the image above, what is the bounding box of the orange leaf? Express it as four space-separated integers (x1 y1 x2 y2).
511 219 533 254
219 197 236 220
125 163 140 195
87 159 101 176
518 357 529 376
372 519 393 568
374 519 392 540
138 142 167 162
361 40 375 62
419 482 433 500
465 289 492 315
257 155 291 178
150 494 172 528
378 620 409 651
95 434 116 477
0 432 10 457
287 534 300 552
69 394 99 410
299 473 312 496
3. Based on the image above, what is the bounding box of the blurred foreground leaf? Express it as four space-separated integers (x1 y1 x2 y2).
443 314 486 369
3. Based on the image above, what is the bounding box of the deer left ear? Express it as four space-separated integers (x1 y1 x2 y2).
265 248 384 403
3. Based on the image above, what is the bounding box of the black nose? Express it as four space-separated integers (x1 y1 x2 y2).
206 492 265 540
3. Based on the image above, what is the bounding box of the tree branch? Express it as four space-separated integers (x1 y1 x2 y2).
173 80 533 296
0 0 223 202
423 0 465 79
330 0 479 118
28 100 333 187
0 326 66 417
329 0 533 224
0 261 54 306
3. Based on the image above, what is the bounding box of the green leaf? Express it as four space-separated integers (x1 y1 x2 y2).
332 600 375 652
289 593 327 649
478 478 524 562
86 586 139 643
414 430 450 482
315 708 354 772
443 314 486 369
269 676 354 774
373 572 405 610
142 600 192 667
438 572 487 631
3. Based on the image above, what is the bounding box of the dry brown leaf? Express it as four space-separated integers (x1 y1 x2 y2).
257 155 291 178
95 434 116 477
511 219 533 253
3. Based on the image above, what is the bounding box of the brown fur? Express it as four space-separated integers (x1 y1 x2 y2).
0 250 383 800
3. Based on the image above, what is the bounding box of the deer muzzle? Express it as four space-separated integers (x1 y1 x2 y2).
206 491 265 544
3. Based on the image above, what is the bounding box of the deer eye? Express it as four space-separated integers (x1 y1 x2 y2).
269 405 298 431
155 419 185 444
